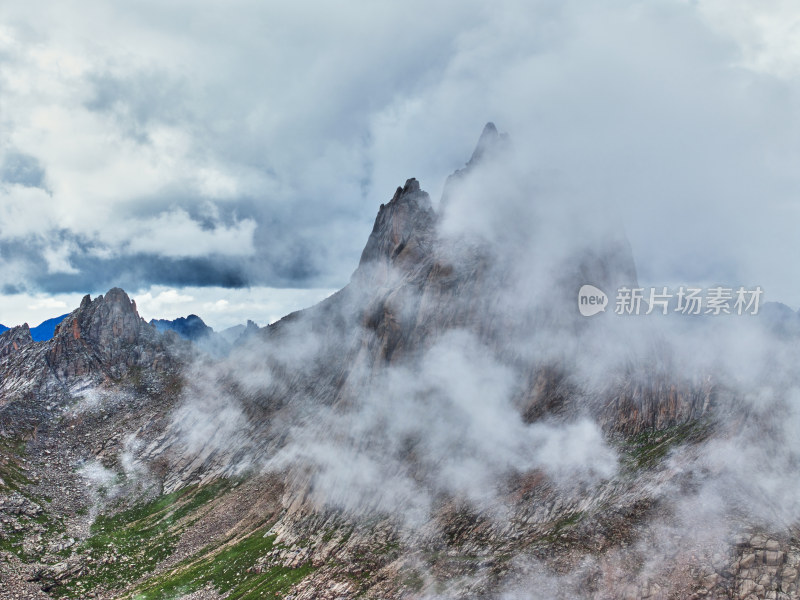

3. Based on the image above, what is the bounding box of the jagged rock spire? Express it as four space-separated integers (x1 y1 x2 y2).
357 178 435 270
0 324 33 358
440 122 510 213
467 122 500 166
47 287 174 380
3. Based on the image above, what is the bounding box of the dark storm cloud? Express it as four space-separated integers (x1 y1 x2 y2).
0 0 484 298
0 0 799 308
0 227 322 295
38 255 250 293
0 284 22 295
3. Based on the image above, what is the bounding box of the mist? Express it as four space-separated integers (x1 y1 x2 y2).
115 124 800 597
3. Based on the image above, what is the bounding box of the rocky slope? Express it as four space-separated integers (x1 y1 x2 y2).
0 325 33 360
1 125 797 600
0 288 188 436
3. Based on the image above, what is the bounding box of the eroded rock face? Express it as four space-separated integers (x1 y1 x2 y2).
0 324 33 359
358 178 436 272
47 288 170 381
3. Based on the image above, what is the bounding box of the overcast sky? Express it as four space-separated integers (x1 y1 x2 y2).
1 0 799 329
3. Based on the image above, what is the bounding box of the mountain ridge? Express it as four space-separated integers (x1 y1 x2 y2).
0 124 797 600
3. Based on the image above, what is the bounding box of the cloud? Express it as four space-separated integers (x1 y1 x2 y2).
0 285 335 330
120 209 257 258
28 296 69 311
132 285 336 329
0 152 47 189
692 0 800 79
0 0 799 316
42 240 79 274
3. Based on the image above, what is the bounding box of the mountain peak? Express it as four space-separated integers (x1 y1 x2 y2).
477 121 498 143
104 287 138 311
0 323 33 358
55 287 141 340
400 177 420 195
467 121 507 167
45 287 172 380
150 314 213 341
357 177 435 270
440 122 510 213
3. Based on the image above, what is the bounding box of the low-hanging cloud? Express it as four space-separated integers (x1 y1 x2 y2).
271 329 619 523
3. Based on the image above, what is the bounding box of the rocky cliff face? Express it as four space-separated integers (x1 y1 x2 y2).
46 288 173 381
0 324 33 359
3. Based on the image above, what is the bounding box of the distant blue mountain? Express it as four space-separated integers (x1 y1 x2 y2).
0 314 68 341
151 314 239 358
150 314 214 341
31 314 69 342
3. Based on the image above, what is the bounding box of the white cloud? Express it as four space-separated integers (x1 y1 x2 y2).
0 292 85 328
29 297 69 311
120 209 257 258
42 241 79 274
132 287 195 315
0 185 56 239
0 0 798 304
0 285 336 330
692 0 800 79
131 285 336 330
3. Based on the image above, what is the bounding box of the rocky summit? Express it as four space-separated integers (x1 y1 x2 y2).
1 126 798 600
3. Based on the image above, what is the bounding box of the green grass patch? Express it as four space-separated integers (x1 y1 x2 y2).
50 479 231 598
0 505 64 562
132 527 315 600
620 420 710 471
321 528 336 543
401 569 424 592
0 525 29 560
0 436 31 493
531 511 585 545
